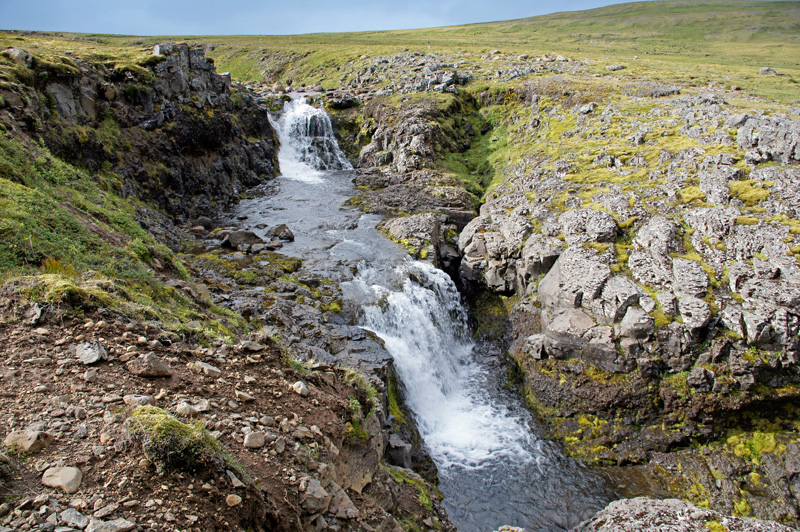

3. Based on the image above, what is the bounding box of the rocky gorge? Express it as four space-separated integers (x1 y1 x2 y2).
1 4 800 531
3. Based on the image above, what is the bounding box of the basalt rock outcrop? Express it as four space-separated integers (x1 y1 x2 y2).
449 85 800 522
1 42 278 221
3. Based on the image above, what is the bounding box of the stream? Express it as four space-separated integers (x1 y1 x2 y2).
232 96 618 531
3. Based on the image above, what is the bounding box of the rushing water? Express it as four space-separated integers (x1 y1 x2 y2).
233 95 618 531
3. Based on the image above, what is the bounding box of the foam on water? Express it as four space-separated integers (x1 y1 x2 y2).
273 96 352 182
352 260 537 469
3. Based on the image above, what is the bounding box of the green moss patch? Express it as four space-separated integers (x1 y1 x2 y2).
127 406 228 474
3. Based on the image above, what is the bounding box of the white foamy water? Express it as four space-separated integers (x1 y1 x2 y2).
350 260 537 468
273 96 352 182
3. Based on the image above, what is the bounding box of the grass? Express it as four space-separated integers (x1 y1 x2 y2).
0 1 795 102
0 133 246 344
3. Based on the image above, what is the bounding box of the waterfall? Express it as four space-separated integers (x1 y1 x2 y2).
349 260 537 468
245 95 616 532
274 96 352 182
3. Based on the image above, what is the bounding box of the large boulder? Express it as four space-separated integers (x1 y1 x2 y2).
573 497 793 532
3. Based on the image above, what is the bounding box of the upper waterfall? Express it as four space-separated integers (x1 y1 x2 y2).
273 96 353 182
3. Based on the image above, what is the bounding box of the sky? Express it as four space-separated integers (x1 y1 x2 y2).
0 0 628 36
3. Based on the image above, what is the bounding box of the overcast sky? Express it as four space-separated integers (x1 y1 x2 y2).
0 0 628 35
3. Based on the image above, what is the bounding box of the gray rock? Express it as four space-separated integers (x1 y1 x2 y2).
266 224 295 241
558 209 617 245
234 390 255 402
572 497 793 532
60 508 89 529
687 366 714 393
85 518 136 532
539 247 611 312
544 308 595 359
619 307 654 339
292 381 309 396
760 67 779 76
4 430 55 453
522 334 546 360
244 432 266 449
516 234 562 289
221 230 264 249
122 394 155 407
125 352 172 378
594 275 640 323
240 340 266 352
672 258 709 298
303 479 331 514
75 341 108 365
4 48 33 68
628 217 678 289
386 434 412 468
678 296 711 332
191 361 222 378
41 466 82 494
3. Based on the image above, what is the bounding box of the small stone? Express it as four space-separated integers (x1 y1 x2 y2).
292 381 309 396
225 494 242 507
244 376 256 384
125 352 172 378
60 508 89 529
240 340 265 352
83 368 98 383
85 517 136 532
92 504 118 519
122 394 155 407
175 402 199 417
244 432 266 449
42 467 83 494
226 470 245 488
191 361 221 378
235 390 255 402
274 437 286 454
76 342 108 365
23 357 52 366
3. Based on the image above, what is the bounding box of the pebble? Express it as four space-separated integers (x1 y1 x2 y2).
93 503 118 519
23 357 52 366
234 390 255 402
225 470 245 488
85 517 136 532
240 341 265 352
292 381 309 396
122 394 155 407
84 368 98 383
191 361 222 378
60 507 89 529
225 494 242 507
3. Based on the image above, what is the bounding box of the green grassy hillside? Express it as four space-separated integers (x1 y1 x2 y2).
5 0 788 103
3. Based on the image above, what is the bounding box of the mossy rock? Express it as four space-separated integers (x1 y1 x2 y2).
126 406 227 474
